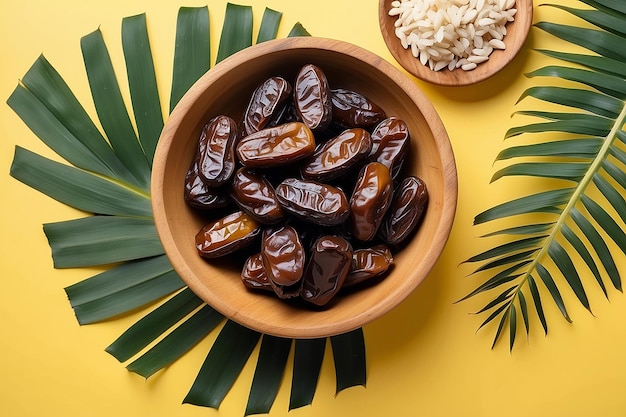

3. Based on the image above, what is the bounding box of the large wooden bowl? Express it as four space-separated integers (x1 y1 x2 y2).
152 37 457 338
379 0 533 86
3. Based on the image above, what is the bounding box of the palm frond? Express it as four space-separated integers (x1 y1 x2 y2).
105 287 204 362
122 13 164 164
43 216 163 267
126 305 224 378
64 255 185 325
257 8 283 43
184 320 262 408
216 3 253 63
8 3 368 413
169 6 210 112
81 28 152 190
289 338 326 410
245 336 292 416
330 329 367 392
464 0 626 350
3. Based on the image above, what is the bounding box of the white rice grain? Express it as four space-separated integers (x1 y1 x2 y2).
488 38 506 49
460 9 478 24
389 0 518 72
472 47 488 56
434 59 449 71
488 28 504 40
467 54 489 63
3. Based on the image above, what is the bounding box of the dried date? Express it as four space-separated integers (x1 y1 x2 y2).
301 236 353 306
184 159 231 210
275 178 350 226
236 122 315 168
294 64 332 131
301 128 373 182
197 115 238 187
242 77 292 136
349 162 394 241
230 167 284 224
331 88 386 129
241 253 273 291
344 245 393 287
369 117 410 179
261 225 305 289
195 211 261 258
379 176 428 246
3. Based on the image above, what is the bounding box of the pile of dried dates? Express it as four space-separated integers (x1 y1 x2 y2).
185 63 429 308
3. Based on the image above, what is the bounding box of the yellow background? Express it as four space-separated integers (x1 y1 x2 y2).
1 0 625 416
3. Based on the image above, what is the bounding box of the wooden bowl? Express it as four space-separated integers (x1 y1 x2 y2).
379 0 533 86
152 37 457 338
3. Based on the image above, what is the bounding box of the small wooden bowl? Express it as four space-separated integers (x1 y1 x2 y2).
379 0 533 86
152 37 457 339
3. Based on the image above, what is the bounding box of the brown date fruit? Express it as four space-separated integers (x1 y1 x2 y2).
184 159 231 210
331 88 386 129
195 211 261 258
369 117 410 179
293 64 332 131
379 176 428 246
301 128 373 182
275 178 350 226
301 236 353 307
242 77 292 136
349 162 394 241
236 122 315 168
230 167 284 224
197 115 238 187
344 245 393 287
241 253 273 291
261 225 305 289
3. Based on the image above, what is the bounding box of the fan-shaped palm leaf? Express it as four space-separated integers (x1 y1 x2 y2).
8 4 366 412
464 0 626 351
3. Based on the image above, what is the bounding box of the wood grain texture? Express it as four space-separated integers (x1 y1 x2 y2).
152 37 457 338
378 0 533 86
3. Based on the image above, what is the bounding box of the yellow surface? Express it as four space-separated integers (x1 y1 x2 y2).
1 0 625 416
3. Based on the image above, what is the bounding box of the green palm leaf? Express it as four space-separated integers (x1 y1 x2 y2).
44 216 163 267
330 329 367 392
122 13 164 164
8 3 368 413
289 338 326 410
257 8 283 43
464 0 626 350
10 56 139 187
126 305 224 378
10 146 151 217
184 320 262 408
216 3 253 63
81 28 152 190
245 336 292 416
105 288 204 362
169 6 210 112
64 255 185 325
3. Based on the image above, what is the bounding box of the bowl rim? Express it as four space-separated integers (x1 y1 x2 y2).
378 0 534 86
152 36 458 338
